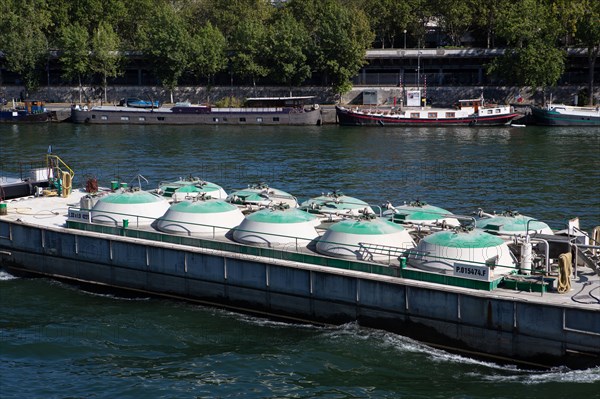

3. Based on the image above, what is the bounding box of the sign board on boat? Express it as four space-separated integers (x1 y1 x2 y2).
406 90 421 107
453 262 490 281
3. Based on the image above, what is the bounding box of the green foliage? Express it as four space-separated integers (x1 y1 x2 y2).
229 19 270 86
265 10 311 87
574 0 600 104
189 22 228 85
289 0 374 94
488 42 565 88
433 0 477 46
139 3 192 91
0 0 596 95
91 21 123 101
0 1 51 92
361 0 412 49
214 96 243 107
59 23 90 83
488 0 565 89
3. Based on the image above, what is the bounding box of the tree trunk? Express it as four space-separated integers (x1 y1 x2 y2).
78 75 82 104
588 46 598 106
103 73 108 103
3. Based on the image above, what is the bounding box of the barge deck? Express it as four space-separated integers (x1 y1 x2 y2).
1 189 599 369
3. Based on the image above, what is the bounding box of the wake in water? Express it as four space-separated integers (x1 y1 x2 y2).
0 269 17 281
230 316 600 385
327 322 600 385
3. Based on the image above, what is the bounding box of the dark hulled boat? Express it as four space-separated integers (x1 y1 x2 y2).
71 96 322 126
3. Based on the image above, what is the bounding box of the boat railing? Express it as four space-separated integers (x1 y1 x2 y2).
65 210 532 291
357 242 412 264
404 248 520 275
211 107 284 113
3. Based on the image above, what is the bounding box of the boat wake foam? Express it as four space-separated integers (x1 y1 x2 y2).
0 269 17 280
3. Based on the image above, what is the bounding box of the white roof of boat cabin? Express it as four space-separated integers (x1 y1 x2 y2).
245 96 315 101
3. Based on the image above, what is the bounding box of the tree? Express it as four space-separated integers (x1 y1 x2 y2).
433 0 477 47
0 1 50 94
575 0 600 105
229 19 270 88
472 0 507 48
360 0 412 49
288 0 374 94
189 22 228 87
139 4 192 103
200 0 274 42
90 21 122 103
265 10 311 89
59 23 90 103
487 0 565 101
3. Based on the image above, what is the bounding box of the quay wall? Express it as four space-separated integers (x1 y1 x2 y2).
3 85 597 107
1 220 599 368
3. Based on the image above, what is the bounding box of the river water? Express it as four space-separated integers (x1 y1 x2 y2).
1 123 599 397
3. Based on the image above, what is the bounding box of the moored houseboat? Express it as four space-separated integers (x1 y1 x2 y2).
71 96 322 126
336 92 519 126
531 103 600 126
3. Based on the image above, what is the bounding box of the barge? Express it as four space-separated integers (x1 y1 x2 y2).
71 96 322 126
336 94 519 127
531 103 600 126
1 161 599 369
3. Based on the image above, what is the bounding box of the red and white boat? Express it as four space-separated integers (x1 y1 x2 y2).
336 92 519 127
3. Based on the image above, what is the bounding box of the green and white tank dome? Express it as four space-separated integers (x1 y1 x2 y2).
316 217 415 261
300 191 374 216
226 183 298 208
157 177 226 199
407 229 517 278
156 199 244 236
475 211 553 236
389 201 460 227
91 190 170 226
233 207 318 247
171 181 227 201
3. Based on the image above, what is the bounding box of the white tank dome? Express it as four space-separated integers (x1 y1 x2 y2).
390 201 460 227
233 208 318 247
475 212 553 235
316 217 415 261
156 199 244 236
407 229 517 278
300 191 374 216
226 183 298 208
171 181 227 201
91 190 170 226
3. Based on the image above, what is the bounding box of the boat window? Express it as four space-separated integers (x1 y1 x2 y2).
101 115 108 120
410 113 420 118
138 117 145 121
273 117 279 122
495 109 501 113
213 118 219 122
428 112 437 118
157 117 165 121
445 112 455 118
120 116 129 121
256 117 263 123
223 117 228 122
240 117 246 122
92 115 96 119
487 110 493 114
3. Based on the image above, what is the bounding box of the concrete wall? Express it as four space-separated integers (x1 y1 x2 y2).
1 220 599 368
2 85 597 106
